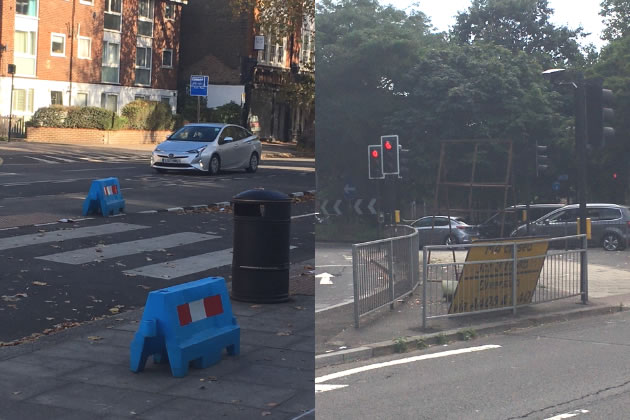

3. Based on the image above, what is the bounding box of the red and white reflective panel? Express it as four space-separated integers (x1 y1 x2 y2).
103 185 118 196
177 295 224 326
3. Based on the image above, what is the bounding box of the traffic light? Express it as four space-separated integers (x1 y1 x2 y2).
381 135 399 175
368 145 384 179
535 141 549 177
398 146 411 178
586 78 615 149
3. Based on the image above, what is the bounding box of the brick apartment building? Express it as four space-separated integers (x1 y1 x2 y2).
178 0 314 142
0 0 185 122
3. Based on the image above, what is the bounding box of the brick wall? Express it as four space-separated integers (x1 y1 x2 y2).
0 0 16 79
26 127 171 146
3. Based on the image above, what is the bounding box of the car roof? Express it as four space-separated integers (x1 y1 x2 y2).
506 204 564 210
558 203 624 209
183 123 228 128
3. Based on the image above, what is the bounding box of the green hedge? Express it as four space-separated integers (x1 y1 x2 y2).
30 106 126 130
121 100 174 131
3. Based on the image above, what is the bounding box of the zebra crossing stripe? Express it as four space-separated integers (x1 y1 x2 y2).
0 223 149 251
24 156 59 164
35 232 219 265
124 246 297 280
42 155 75 163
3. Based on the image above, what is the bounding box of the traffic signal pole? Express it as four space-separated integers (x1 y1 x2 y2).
575 73 588 304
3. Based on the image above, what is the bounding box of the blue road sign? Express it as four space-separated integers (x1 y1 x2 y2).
190 75 208 97
552 181 561 191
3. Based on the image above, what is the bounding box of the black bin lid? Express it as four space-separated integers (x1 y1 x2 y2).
232 189 291 203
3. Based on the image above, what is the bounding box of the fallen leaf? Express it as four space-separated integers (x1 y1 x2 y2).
137 285 151 290
12 391 21 396
261 412 272 416
1 293 27 302
145 257 152 261
109 307 120 314
276 331 292 336
266 403 279 408
45 317 54 321
124 273 137 277
87 336 103 341
32 281 48 286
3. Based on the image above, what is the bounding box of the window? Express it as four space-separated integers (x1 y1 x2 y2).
260 34 285 66
593 207 622 221
161 96 171 106
101 40 120 83
104 0 122 31
51 91 63 105
78 37 91 59
76 92 88 106
135 94 147 100
162 49 173 68
79 0 94 5
550 209 578 223
51 33 66 56
138 0 154 37
16 0 37 16
101 93 118 113
11 89 34 113
165 3 174 19
300 33 312 65
14 30 37 76
135 46 152 85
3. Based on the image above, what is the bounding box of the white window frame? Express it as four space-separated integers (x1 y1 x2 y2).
50 90 64 106
16 0 38 17
14 30 37 76
101 92 118 113
137 0 154 38
78 36 92 59
164 2 174 20
12 88 34 113
135 45 152 86
79 0 94 5
162 48 173 68
76 92 88 106
50 33 66 57
101 40 120 84
104 0 122 32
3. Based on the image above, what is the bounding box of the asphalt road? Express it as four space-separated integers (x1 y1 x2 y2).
0 142 314 228
316 310 630 419
0 142 315 343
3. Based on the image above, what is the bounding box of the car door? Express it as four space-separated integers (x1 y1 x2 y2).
230 126 251 168
217 126 239 169
546 208 578 238
589 206 622 243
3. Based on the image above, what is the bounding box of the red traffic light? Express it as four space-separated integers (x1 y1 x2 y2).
384 141 392 150
613 173 618 179
371 149 379 158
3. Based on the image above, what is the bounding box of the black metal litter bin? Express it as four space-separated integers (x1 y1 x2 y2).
231 189 291 303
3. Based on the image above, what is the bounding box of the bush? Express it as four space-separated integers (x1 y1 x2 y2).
122 100 174 131
65 107 119 130
31 106 67 128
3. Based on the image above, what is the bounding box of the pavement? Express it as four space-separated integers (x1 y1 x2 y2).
0 258 315 420
315 249 630 369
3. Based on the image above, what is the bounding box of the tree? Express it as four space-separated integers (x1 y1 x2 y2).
600 0 630 41
452 0 587 67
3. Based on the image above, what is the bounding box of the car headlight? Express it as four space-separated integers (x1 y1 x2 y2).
187 146 206 157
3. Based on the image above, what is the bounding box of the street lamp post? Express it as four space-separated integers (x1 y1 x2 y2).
542 68 588 304
7 63 16 143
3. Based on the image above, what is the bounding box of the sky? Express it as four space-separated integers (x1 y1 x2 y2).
384 0 606 49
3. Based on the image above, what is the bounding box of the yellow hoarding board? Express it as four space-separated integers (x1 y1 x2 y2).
448 239 549 314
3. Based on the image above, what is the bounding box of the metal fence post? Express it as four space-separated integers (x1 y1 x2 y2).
512 243 518 315
352 244 360 328
422 247 428 329
582 234 588 303
389 240 395 310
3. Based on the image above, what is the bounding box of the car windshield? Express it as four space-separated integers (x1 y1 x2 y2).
168 126 220 142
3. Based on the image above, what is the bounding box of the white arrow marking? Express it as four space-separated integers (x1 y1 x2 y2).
333 200 342 215
316 272 335 285
315 344 501 384
353 199 363 215
344 184 356 195
321 199 329 216
545 410 590 420
367 198 377 215
343 254 352 261
316 384 348 393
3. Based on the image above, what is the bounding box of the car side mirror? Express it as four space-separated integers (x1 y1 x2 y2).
224 137 234 143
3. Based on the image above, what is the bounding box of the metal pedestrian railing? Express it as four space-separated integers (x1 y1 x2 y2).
352 225 420 327
421 235 587 328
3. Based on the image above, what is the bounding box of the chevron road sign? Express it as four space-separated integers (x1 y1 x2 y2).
320 199 377 216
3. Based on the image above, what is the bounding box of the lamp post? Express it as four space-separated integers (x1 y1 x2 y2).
7 63 16 143
542 68 588 304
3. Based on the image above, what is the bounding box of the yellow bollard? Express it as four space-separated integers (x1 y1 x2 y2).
522 210 527 222
576 217 580 235
586 217 592 240
394 210 400 224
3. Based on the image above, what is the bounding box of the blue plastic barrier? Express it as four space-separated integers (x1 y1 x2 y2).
82 177 125 216
130 277 240 377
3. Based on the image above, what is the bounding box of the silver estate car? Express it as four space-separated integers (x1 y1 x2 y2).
511 203 630 251
151 123 262 174
411 216 479 247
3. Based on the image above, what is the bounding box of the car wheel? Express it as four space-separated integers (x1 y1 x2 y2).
602 232 625 251
444 235 457 246
246 153 259 173
208 154 220 175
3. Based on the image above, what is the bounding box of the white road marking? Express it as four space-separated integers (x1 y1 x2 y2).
291 212 318 220
0 172 18 176
24 156 59 164
290 408 315 420
36 232 219 264
316 264 352 268
42 155 75 163
316 272 334 285
315 345 502 384
0 223 149 251
258 165 314 172
545 410 590 420
315 384 348 393
125 246 297 279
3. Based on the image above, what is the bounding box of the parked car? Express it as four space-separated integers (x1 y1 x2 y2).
150 123 262 174
411 216 479 247
477 204 564 239
511 203 630 251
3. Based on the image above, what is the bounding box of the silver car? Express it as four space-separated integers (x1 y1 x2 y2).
151 123 262 174
511 203 630 251
411 216 479 247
